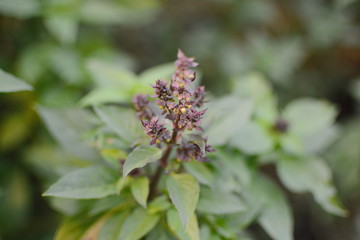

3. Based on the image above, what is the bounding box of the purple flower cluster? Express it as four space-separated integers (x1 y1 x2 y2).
177 138 215 162
133 94 153 120
141 116 170 145
133 50 214 162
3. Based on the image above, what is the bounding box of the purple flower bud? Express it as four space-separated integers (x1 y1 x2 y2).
191 86 206 108
176 141 198 162
142 116 170 145
132 94 154 120
176 137 213 162
204 138 215 153
171 50 199 88
167 102 177 111
273 118 289 133
152 79 173 102
183 108 207 130
175 50 199 69
133 94 149 110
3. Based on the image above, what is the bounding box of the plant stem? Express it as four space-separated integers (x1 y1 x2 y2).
148 164 164 201
148 116 180 200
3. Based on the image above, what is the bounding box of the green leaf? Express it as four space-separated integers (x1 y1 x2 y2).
89 193 134 216
37 106 100 161
254 96 278 124
45 16 78 44
202 215 236 239
326 120 360 197
211 162 239 193
184 161 214 187
249 36 304 83
199 225 211 240
0 69 32 92
233 72 272 103
230 122 273 155
216 151 252 186
0 0 40 18
278 157 347 216
80 88 130 106
223 202 262 231
167 209 200 240
100 148 127 169
86 58 137 88
282 98 337 139
54 214 98 240
48 198 89 216
233 72 279 124
146 225 176 240
199 225 223 240
123 146 163 179
94 105 143 143
50 47 84 85
43 166 119 199
166 173 200 229
80 1 127 25
139 63 175 85
197 187 246 215
206 96 253 146
118 208 160 240
259 196 293 240
303 125 340 154
17 43 54 84
131 177 150 208
245 175 293 240
148 195 171 214
98 210 129 240
279 133 303 155
80 0 159 26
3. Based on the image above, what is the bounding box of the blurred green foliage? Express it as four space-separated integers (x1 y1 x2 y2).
0 0 360 239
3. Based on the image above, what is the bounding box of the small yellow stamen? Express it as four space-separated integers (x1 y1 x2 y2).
180 107 187 114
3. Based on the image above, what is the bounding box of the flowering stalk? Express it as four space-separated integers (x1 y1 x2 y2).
133 50 214 197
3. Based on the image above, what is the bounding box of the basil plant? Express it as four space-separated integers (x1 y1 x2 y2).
38 51 346 240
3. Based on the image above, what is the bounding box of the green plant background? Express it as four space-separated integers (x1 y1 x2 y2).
1 0 360 239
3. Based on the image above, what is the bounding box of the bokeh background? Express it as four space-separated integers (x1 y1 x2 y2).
0 0 360 239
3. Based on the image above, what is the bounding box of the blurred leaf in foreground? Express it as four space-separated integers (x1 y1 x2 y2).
0 69 32 92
